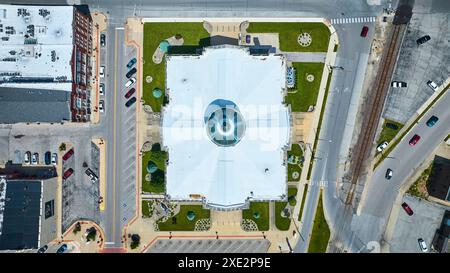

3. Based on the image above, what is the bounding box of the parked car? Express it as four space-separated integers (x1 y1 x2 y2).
126 58 137 69
418 238 428 252
125 97 137 107
125 77 136 88
125 88 136 99
51 153 57 166
409 134 421 146
126 67 137 79
427 80 438 91
377 141 388 152
416 35 430 45
44 151 51 165
62 149 74 161
99 100 105 113
99 66 105 78
37 245 48 253
391 81 407 88
426 115 439 127
99 83 105 96
32 153 39 165
401 202 414 216
385 168 393 180
385 122 399 130
360 26 369 37
245 34 251 44
57 244 68 253
100 33 106 47
63 168 74 180
24 151 31 165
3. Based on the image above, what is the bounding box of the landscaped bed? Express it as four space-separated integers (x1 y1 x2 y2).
142 143 168 194
375 119 404 156
158 205 210 231
143 23 210 112
275 202 291 231
287 144 304 182
246 22 331 52
242 202 270 231
285 62 325 112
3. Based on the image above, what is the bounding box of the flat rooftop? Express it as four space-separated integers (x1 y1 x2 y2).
0 179 41 250
0 5 74 91
162 46 290 209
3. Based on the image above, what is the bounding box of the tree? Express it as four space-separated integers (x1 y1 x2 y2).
130 234 140 249
151 169 165 186
86 227 97 242
59 143 66 151
73 222 81 235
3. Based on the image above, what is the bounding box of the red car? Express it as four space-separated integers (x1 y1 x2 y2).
125 88 136 99
409 134 421 146
63 168 74 179
62 149 74 160
401 202 414 216
360 26 369 37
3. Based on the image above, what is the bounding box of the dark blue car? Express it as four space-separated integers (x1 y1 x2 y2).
126 58 137 69
57 244 68 253
426 115 439 127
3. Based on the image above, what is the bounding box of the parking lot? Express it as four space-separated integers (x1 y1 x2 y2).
388 194 447 253
383 1 450 123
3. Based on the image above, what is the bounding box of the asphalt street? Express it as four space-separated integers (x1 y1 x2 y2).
355 90 450 245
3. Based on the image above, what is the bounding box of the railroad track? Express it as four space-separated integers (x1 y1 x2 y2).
345 24 406 205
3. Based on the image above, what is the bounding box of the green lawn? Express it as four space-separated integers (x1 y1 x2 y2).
141 145 168 194
242 202 270 231
142 201 152 218
375 119 404 156
287 144 303 182
275 202 291 231
288 187 298 206
143 23 210 112
285 62 325 112
298 184 309 221
246 22 330 52
158 205 210 231
308 191 330 253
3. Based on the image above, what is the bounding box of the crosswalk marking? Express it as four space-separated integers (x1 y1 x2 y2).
330 16 377 25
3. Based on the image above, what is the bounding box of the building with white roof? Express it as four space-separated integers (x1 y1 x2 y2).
162 46 291 210
0 4 93 123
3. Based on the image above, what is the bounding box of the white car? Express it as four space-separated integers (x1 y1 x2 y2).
427 80 438 91
391 81 407 88
99 83 105 96
99 100 105 113
125 77 136 88
24 151 31 165
418 238 428 252
51 153 57 166
99 66 105 78
31 153 38 165
377 141 388 152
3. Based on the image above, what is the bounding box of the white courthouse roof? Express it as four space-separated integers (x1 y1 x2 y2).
162 46 291 209
0 5 74 91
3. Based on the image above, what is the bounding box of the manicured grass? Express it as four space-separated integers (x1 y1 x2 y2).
143 23 210 112
242 202 270 231
308 190 330 253
142 201 152 218
287 144 303 182
141 147 168 194
298 184 309 221
275 202 291 231
307 71 332 180
285 62 325 112
158 205 210 231
246 22 331 52
375 119 404 156
288 187 298 206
